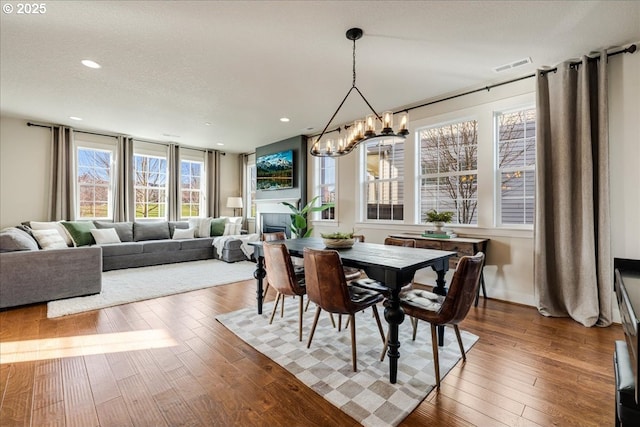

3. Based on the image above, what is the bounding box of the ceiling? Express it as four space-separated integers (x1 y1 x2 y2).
1 1 639 154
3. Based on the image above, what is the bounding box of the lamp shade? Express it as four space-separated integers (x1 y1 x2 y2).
226 197 243 209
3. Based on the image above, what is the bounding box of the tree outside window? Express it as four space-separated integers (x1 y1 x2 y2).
496 108 536 225
76 147 113 219
134 155 167 219
419 120 478 224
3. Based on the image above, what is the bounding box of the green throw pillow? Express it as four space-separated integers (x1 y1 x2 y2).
62 221 95 246
210 218 226 236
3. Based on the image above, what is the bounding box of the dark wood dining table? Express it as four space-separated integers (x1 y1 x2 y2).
249 237 456 384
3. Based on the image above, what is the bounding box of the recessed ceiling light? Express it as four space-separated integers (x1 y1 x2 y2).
81 59 101 69
69 116 83 121
280 117 290 123
216 143 224 146
205 122 212 126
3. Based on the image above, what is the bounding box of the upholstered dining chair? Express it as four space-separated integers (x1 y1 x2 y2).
262 232 304 298
382 252 485 388
303 247 386 371
262 242 307 341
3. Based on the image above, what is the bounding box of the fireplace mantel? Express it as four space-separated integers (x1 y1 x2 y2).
255 198 300 236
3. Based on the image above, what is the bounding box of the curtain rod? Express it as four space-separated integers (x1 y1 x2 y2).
26 121 222 154
312 43 636 138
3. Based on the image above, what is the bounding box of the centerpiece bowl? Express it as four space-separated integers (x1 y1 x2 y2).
321 232 356 249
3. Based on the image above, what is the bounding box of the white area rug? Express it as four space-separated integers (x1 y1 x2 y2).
47 260 256 318
217 301 479 427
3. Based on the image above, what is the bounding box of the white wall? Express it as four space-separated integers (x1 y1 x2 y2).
0 115 241 228
310 50 640 308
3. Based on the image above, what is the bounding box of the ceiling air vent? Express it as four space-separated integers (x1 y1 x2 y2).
493 57 532 73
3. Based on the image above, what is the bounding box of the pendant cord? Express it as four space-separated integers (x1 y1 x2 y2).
352 38 357 88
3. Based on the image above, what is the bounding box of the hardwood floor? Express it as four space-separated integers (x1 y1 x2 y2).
0 279 620 426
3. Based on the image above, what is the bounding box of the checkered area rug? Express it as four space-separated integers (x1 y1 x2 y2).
216 300 479 427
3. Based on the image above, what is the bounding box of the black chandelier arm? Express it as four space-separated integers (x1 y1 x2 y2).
352 85 382 121
314 86 357 144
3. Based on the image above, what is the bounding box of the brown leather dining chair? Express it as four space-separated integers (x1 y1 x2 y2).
262 232 304 298
384 252 485 388
262 241 307 341
303 247 386 372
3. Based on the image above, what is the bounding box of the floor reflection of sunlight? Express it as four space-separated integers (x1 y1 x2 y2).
0 329 177 364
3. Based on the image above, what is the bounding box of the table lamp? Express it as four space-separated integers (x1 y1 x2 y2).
226 197 243 217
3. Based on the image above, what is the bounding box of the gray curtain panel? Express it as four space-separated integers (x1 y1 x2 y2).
114 136 135 222
167 144 181 221
534 52 612 327
48 126 74 221
206 150 221 217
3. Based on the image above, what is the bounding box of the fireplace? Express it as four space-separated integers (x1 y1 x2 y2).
255 198 299 239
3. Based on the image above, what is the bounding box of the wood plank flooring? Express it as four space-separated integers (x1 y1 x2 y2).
0 279 621 426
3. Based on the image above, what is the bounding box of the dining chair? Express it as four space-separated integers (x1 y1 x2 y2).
303 247 386 371
382 252 485 388
262 242 307 341
262 232 304 298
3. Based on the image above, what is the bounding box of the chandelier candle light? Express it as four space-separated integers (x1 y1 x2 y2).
310 28 409 158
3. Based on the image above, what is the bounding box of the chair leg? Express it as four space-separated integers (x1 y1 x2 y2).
304 296 311 312
307 306 322 348
350 314 357 372
338 314 342 331
380 329 389 362
269 292 281 324
281 293 285 318
411 317 418 341
454 325 466 361
263 281 270 299
298 295 304 342
430 324 441 389
371 306 385 344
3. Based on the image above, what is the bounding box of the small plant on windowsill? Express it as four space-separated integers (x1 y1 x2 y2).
424 209 454 232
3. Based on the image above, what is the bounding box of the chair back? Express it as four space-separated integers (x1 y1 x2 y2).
438 252 485 325
384 237 416 247
303 247 354 314
262 232 286 242
353 234 365 243
263 242 305 297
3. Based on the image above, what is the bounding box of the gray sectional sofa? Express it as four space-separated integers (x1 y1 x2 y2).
0 218 250 309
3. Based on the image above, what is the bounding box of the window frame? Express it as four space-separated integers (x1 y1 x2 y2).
72 138 117 220
360 137 406 223
179 149 206 219
133 142 169 221
314 155 337 221
246 154 257 219
494 105 536 229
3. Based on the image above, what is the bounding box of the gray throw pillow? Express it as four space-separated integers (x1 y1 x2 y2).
134 221 170 241
0 227 39 252
94 221 134 242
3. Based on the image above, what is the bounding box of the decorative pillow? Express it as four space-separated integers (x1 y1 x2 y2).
94 221 134 242
188 217 212 238
222 223 242 236
30 221 73 246
62 221 96 246
90 228 121 245
227 216 243 225
210 217 227 236
133 221 170 241
172 228 195 240
31 229 68 250
0 227 39 252
169 221 189 238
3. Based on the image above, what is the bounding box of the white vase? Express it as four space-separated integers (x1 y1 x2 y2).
433 221 444 232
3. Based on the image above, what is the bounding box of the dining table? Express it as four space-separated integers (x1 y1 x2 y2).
249 237 456 384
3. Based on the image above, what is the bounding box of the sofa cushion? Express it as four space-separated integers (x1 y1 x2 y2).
100 242 144 257
62 221 96 247
31 229 68 250
29 221 73 246
94 221 134 242
210 217 227 236
188 217 212 238
0 227 39 252
169 221 189 237
90 228 122 245
180 237 214 250
142 240 181 253
172 228 195 240
134 222 170 241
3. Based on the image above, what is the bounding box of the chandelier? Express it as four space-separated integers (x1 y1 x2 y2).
310 28 409 158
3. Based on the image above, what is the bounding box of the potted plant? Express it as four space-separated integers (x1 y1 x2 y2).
281 196 334 238
424 209 454 232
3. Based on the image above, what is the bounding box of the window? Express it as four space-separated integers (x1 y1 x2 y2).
316 156 336 220
418 120 478 225
180 160 204 218
134 154 168 219
75 145 115 219
496 107 536 226
363 138 404 221
246 155 256 218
